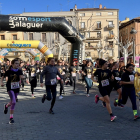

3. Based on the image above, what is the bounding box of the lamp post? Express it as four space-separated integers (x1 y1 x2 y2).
130 28 137 65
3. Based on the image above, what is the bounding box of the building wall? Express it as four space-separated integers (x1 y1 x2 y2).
76 8 119 60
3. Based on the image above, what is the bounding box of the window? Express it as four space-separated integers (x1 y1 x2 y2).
80 13 85 17
80 22 85 28
109 41 113 47
108 21 113 25
1 35 5 40
108 12 113 15
109 31 114 35
42 33 46 42
86 32 90 38
13 35 17 40
109 50 113 56
97 21 101 28
29 33 33 40
96 12 101 16
55 32 60 41
97 31 101 38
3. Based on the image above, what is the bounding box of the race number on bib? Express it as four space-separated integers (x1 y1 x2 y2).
72 73 76 77
115 77 121 81
11 82 20 89
87 74 91 78
129 75 134 81
101 79 109 87
31 73 35 77
51 78 56 85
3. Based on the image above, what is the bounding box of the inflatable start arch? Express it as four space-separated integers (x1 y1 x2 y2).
0 15 84 64
0 40 53 62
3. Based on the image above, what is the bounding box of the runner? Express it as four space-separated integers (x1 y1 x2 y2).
69 61 77 94
1 59 23 124
56 60 65 99
93 59 117 121
41 57 63 114
119 64 139 120
27 60 37 98
111 62 124 107
82 61 93 97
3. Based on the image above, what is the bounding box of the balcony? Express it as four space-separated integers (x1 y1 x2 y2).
86 34 102 40
85 45 95 49
107 24 115 30
79 27 87 32
107 34 115 39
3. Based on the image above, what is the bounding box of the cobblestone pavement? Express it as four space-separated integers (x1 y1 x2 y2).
0 82 140 140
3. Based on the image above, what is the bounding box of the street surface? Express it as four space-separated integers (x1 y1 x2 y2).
0 82 140 140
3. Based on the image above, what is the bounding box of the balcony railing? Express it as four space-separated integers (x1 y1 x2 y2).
107 34 115 39
107 24 115 30
86 34 102 40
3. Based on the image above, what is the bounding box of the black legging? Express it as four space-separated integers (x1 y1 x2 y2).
46 85 57 110
70 76 76 91
58 80 64 95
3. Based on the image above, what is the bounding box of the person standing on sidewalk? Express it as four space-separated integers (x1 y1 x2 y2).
41 58 63 114
1 59 23 124
93 59 117 122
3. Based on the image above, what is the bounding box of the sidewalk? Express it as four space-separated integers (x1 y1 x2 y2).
0 83 140 140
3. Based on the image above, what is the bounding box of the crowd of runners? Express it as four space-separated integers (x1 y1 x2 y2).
0 57 139 124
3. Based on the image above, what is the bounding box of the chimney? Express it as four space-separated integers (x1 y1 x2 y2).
99 4 102 9
75 4 77 10
104 6 106 9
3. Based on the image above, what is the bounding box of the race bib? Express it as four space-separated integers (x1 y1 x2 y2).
62 72 65 75
101 79 109 87
129 75 134 81
87 74 91 78
72 73 76 77
37 69 40 73
31 73 35 77
51 78 56 85
11 82 20 89
115 77 121 81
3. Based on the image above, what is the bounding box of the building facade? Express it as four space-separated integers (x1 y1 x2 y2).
72 4 119 60
119 17 140 59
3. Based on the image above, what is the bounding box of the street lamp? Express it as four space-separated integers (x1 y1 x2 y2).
130 28 137 65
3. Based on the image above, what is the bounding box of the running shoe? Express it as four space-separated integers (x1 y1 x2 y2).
49 109 54 114
59 96 63 100
118 104 124 108
102 102 106 107
32 94 35 98
134 114 140 120
73 91 76 94
95 94 99 104
9 118 14 124
86 94 90 97
42 94 46 103
110 116 117 122
4 104 8 114
22 88 24 91
114 99 118 107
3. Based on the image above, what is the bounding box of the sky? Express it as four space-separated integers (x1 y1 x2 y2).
0 0 140 21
